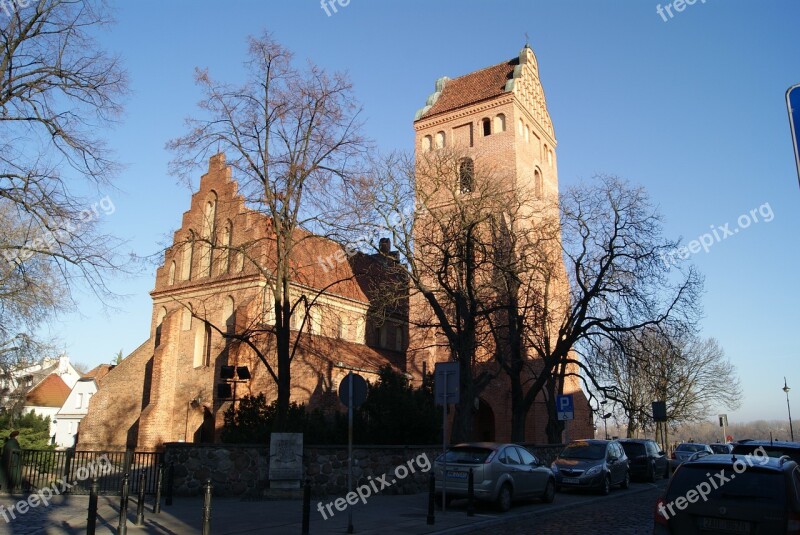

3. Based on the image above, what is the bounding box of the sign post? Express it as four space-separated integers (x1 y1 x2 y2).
556 394 574 443
434 362 459 512
718 414 728 444
339 372 367 534
786 84 800 188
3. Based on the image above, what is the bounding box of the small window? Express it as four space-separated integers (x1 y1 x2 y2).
502 447 522 465
534 169 543 199
518 118 524 135
459 158 474 194
494 113 506 133
168 261 176 285
337 315 345 339
482 118 491 137
525 125 530 143
435 131 445 149
548 148 554 167
76 393 83 409
422 135 432 152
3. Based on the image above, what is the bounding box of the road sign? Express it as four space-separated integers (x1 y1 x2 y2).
338 373 368 407
434 362 459 405
556 394 574 421
718 414 728 428
652 401 667 422
787 84 800 188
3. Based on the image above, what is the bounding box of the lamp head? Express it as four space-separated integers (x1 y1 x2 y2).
784 377 791 394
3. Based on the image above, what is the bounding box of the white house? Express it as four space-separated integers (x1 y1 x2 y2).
53 364 114 448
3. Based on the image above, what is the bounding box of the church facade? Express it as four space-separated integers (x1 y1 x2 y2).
78 47 592 451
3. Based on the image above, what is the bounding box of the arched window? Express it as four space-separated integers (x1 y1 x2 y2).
167 261 176 285
518 118 524 135
193 324 211 368
459 158 474 194
181 306 192 331
494 113 506 133
534 169 543 199
543 143 549 163
219 220 232 275
200 195 216 278
422 135 432 152
181 233 194 281
548 148 554 167
525 125 530 143
482 118 491 137
435 131 445 149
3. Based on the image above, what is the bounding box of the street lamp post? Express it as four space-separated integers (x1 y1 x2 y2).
783 377 795 441
602 413 612 440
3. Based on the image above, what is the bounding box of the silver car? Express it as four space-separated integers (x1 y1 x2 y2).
434 442 556 512
669 443 713 473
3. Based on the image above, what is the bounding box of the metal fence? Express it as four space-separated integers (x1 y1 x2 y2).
6 449 163 495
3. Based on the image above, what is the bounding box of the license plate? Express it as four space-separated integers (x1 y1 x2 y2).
447 471 467 479
562 477 579 484
700 517 750 534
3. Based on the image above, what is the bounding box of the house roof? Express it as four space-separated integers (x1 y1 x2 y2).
25 374 71 408
418 58 518 120
82 364 114 383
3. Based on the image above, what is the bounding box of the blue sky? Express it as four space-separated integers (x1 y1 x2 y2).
47 1 800 426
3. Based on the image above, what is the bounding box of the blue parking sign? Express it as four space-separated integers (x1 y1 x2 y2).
786 84 800 188
556 394 574 421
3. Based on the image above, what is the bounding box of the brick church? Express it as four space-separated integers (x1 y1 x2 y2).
78 46 592 451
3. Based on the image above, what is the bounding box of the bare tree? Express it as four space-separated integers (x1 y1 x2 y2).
493 176 703 443
0 0 129 372
166 32 367 429
587 328 741 436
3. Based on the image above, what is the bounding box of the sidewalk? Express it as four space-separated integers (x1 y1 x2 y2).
0 483 662 535
1 492 496 535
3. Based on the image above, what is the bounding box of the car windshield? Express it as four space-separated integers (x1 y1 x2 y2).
621 443 645 456
442 447 493 464
676 444 706 452
666 465 784 504
709 444 729 453
560 442 606 460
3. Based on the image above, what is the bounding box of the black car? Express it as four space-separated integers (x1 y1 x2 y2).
654 454 800 534
551 439 630 495
618 438 669 481
731 439 800 464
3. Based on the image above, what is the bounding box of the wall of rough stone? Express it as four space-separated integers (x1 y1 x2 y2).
163 442 566 498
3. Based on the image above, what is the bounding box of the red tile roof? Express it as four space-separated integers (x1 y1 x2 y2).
82 364 114 383
25 374 71 408
419 58 518 120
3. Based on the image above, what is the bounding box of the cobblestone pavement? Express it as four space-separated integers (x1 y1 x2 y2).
464 484 663 535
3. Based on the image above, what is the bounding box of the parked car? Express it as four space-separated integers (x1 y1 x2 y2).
653 453 800 534
708 443 733 454
433 442 555 512
619 438 669 482
669 443 713 473
551 439 630 495
732 439 800 464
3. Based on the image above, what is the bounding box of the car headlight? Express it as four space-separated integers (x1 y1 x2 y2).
584 465 602 477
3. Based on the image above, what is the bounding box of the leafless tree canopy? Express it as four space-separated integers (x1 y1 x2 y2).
586 327 742 436
167 33 368 428
0 0 128 371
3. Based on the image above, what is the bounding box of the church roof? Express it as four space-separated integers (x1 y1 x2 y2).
416 58 518 120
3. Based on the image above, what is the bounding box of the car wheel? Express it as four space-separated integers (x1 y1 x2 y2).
620 470 630 489
648 464 657 483
496 483 512 512
600 474 611 495
540 479 555 504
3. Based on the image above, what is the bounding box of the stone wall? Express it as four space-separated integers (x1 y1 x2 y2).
163 442 566 498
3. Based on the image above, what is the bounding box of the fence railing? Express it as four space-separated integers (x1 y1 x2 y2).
4 449 162 495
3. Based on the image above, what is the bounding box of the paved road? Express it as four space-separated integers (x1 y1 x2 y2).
462 481 665 535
